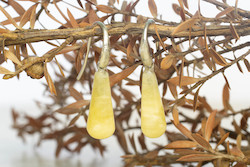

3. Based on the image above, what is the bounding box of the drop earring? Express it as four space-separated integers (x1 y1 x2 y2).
140 19 166 138
78 21 115 139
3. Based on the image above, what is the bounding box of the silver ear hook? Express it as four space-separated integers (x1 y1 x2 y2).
139 19 155 68
93 21 110 70
77 21 110 80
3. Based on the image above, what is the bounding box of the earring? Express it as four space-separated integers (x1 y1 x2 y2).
140 19 166 138
82 21 115 139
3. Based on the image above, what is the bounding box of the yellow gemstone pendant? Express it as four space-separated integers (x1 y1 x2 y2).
87 69 115 139
141 67 166 138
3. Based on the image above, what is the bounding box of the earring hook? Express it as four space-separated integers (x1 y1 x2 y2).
94 21 110 70
140 19 155 68
77 21 110 80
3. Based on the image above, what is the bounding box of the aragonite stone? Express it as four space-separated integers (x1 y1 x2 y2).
87 69 115 139
141 67 166 138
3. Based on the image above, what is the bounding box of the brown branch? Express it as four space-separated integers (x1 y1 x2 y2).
203 0 250 19
1 22 250 47
174 49 250 106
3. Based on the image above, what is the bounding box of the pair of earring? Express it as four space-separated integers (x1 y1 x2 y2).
77 20 166 139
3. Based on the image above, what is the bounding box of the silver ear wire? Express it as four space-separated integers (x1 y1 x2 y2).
93 21 110 70
77 21 110 80
139 19 155 68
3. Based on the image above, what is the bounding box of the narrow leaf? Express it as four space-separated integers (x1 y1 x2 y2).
0 6 20 28
29 4 37 29
243 59 250 72
168 81 178 99
215 132 230 149
44 62 57 95
168 76 201 87
205 110 217 141
69 86 83 101
4 50 22 66
19 4 38 28
0 66 14 74
215 7 234 18
172 18 197 35
210 48 228 66
55 100 90 115
191 133 212 150
230 22 239 40
161 55 174 70
148 0 157 18
54 57 65 77
193 85 202 111
174 122 194 141
223 84 230 110
67 9 79 28
68 113 81 126
96 5 115 14
110 64 139 87
166 140 197 149
172 105 179 124
177 154 219 162
8 0 25 15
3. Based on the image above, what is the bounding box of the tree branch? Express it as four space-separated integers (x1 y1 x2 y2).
1 22 249 47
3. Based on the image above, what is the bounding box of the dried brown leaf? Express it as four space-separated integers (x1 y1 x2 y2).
138 133 147 150
174 122 194 141
4 50 22 66
177 154 219 162
166 140 197 149
53 0 70 24
69 86 83 101
230 146 245 158
183 0 189 9
172 18 197 35
148 0 157 18
191 133 212 150
88 8 99 24
172 105 179 125
230 22 239 40
67 9 79 28
44 9 64 25
19 4 38 28
193 85 202 111
236 134 242 149
127 36 137 59
174 149 206 155
68 113 81 126
223 84 230 110
168 81 178 99
8 0 25 15
44 62 57 95
210 48 228 66
161 55 174 70
110 64 139 87
29 4 37 29
144 150 159 159
54 57 65 77
0 66 14 75
96 5 115 14
168 76 201 87
0 6 20 28
243 59 250 72
205 110 217 141
128 134 137 153
215 7 234 18
55 100 90 115
215 132 230 149
116 122 129 153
